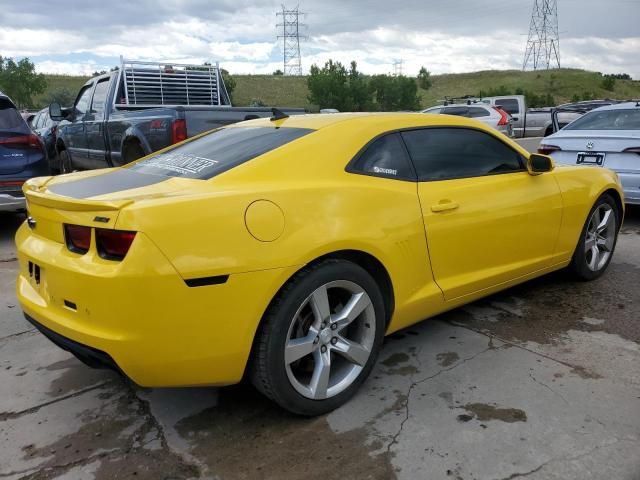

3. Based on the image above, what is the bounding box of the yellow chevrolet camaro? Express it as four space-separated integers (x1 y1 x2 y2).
16 112 623 415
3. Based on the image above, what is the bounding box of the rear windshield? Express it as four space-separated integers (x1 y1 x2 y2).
0 98 23 130
494 99 519 115
129 126 313 179
565 108 640 130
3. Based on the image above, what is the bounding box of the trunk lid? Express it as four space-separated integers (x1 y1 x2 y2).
0 98 33 175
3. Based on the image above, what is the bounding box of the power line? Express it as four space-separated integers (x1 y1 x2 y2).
276 5 307 76
523 0 561 70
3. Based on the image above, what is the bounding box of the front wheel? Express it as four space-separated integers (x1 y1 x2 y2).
59 149 74 174
251 259 386 416
568 194 620 280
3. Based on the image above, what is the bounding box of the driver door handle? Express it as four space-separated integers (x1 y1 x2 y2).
431 201 459 213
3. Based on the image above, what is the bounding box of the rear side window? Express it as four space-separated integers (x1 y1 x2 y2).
91 80 110 114
0 98 23 130
129 126 312 179
401 128 524 181
565 108 640 130
349 133 415 180
467 107 490 118
442 107 468 116
494 99 519 115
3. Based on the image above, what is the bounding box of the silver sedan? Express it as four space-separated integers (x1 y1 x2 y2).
540 102 640 205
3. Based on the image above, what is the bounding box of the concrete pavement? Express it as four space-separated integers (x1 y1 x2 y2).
1 206 639 480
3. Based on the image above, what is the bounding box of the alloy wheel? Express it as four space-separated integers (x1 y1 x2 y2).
584 204 615 272
284 280 376 400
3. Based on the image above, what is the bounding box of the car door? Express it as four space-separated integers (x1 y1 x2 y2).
402 127 563 301
64 84 93 168
85 78 111 168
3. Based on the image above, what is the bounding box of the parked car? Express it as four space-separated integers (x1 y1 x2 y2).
17 112 623 415
422 103 513 137
30 108 59 161
0 91 49 212
540 101 640 205
50 58 305 173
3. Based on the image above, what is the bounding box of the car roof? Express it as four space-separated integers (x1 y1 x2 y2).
587 101 640 112
235 112 499 132
424 103 492 110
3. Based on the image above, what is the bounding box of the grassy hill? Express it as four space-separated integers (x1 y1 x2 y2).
34 68 640 111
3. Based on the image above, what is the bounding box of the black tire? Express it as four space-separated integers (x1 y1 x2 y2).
251 259 386 416
568 194 620 281
122 141 145 165
59 149 74 174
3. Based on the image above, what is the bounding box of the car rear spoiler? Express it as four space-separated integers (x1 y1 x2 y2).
25 189 132 212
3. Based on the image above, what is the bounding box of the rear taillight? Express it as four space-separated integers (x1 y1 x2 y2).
64 224 91 254
493 107 509 126
171 119 187 144
96 229 136 260
0 180 24 187
0 133 43 149
538 144 562 155
623 147 640 155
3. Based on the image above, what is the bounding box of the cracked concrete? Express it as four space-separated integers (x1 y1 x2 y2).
2 207 640 479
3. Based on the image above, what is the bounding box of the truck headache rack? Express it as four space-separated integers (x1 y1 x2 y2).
119 57 232 107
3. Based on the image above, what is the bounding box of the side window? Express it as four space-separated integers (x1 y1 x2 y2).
401 128 524 181
31 113 42 129
349 133 415 181
91 79 110 114
442 107 469 116
495 99 519 115
75 86 93 115
467 107 490 118
424 107 442 114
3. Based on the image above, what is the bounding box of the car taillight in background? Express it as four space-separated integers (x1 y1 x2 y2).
622 147 640 155
171 119 187 144
493 107 509 126
0 180 25 187
96 229 136 260
64 224 91 254
538 144 562 155
0 133 43 150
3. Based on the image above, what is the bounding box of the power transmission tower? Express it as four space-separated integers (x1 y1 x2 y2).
276 5 306 76
522 0 560 70
392 59 403 76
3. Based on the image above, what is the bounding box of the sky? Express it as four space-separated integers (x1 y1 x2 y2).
0 0 639 77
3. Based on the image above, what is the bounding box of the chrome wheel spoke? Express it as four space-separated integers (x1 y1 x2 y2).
285 327 319 364
596 208 612 233
309 350 331 399
587 245 600 270
332 336 370 366
585 204 616 272
310 286 331 326
585 234 596 250
331 291 371 331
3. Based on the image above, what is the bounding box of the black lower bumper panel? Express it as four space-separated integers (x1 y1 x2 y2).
24 313 123 375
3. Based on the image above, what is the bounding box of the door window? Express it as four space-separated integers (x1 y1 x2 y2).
467 107 490 118
91 79 110 115
401 128 524 181
75 86 93 115
348 133 416 180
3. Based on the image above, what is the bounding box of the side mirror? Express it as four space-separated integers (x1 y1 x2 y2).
527 153 554 175
49 102 63 120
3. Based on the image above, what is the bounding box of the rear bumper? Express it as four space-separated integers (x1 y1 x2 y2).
618 172 640 205
0 192 25 212
15 222 298 387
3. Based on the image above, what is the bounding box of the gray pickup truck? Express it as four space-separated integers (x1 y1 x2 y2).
49 59 304 173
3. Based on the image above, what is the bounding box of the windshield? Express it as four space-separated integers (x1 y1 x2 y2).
565 108 640 131
129 126 313 179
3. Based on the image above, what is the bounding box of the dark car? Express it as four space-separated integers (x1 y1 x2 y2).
30 108 59 161
0 92 49 213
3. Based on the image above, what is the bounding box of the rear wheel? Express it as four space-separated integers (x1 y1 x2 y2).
568 194 619 280
251 259 385 416
122 141 145 165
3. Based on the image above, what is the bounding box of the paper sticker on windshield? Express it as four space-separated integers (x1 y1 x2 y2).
141 153 219 175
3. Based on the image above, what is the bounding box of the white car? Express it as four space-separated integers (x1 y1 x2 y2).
422 103 513 137
540 102 640 205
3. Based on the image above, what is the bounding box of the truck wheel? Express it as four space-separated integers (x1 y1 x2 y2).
59 150 74 174
122 142 145 165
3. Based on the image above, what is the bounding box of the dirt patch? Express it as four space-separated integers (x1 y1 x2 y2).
381 352 410 367
175 384 396 480
436 352 460 367
570 365 603 380
460 403 527 423
42 357 116 398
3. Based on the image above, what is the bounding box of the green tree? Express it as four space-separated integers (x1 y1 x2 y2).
272 69 284 75
347 61 374 111
45 86 76 107
307 60 353 111
601 75 616 91
417 67 432 90
370 74 420 111
0 56 47 108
